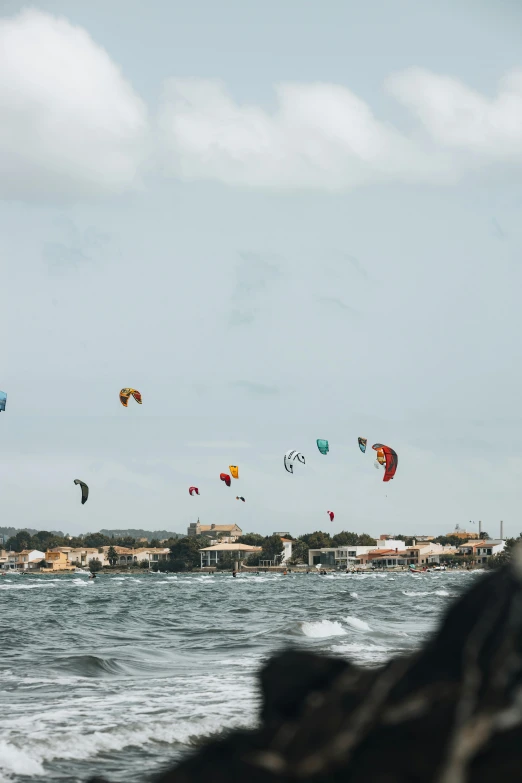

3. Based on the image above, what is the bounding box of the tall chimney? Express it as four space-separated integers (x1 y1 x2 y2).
500 520 504 540
479 520 482 536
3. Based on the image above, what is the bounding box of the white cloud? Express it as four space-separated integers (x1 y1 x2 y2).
386 67 522 162
2 8 521 199
157 77 448 190
0 9 149 201
157 71 522 191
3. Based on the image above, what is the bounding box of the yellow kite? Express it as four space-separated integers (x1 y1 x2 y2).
120 388 142 407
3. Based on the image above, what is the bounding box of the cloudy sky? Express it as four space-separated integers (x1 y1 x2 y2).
1 0 522 539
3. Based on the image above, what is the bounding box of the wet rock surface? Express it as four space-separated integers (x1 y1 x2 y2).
94 558 522 783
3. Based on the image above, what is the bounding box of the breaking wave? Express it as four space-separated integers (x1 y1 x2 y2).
300 620 347 638
344 616 371 631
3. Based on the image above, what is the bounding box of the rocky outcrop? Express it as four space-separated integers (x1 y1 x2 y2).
94 553 522 783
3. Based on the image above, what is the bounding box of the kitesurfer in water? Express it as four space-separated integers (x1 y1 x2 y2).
232 570 237 578
89 572 96 580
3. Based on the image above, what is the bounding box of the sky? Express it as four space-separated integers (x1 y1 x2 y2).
1 0 522 539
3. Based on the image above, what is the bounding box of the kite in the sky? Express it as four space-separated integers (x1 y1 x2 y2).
119 388 142 407
220 473 231 487
189 486 199 496
372 443 398 482
358 437 367 453
316 439 329 455
229 465 239 479
0 391 6 412
73 479 89 505
327 510 334 522
284 449 305 474
236 496 245 502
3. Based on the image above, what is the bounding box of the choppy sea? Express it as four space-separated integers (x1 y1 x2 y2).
0 570 482 782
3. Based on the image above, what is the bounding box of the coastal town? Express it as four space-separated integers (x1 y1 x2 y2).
0 521 508 573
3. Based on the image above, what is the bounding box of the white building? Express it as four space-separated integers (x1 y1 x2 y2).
20 550 46 569
375 539 404 550
457 539 505 563
199 543 262 568
255 536 296 566
3 550 45 571
473 540 505 563
308 546 376 568
280 538 294 564
132 547 170 565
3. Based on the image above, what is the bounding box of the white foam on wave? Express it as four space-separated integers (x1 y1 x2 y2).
0 740 44 779
71 579 93 587
434 589 450 596
301 620 347 638
0 583 56 591
0 672 258 778
0 713 255 779
344 616 371 631
403 591 430 597
350 592 358 598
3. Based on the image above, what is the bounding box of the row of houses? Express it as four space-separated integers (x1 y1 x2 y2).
198 536 507 570
1 526 507 572
308 539 451 568
198 538 446 569
308 538 506 568
1 545 171 571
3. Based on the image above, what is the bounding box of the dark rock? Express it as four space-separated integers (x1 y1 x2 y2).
94 556 522 783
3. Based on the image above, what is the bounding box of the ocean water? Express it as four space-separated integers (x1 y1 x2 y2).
0 570 482 782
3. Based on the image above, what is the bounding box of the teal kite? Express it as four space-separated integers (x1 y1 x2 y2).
317 439 329 455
